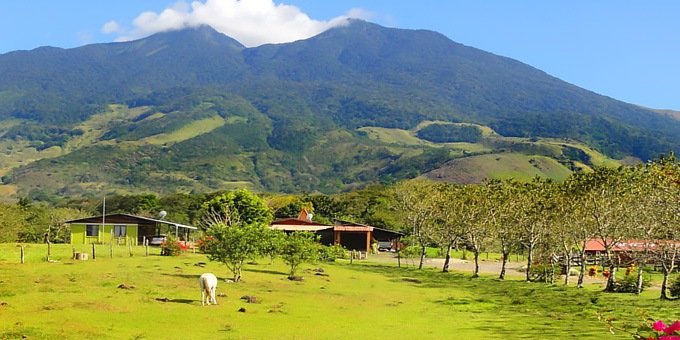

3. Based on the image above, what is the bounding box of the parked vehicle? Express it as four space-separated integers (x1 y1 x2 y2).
377 241 393 251
148 235 167 246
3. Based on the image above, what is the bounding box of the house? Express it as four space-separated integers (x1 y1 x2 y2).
584 239 680 265
65 213 197 245
270 209 403 253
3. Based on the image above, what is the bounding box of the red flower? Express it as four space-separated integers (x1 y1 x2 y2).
659 336 680 340
655 321 669 332
665 321 680 335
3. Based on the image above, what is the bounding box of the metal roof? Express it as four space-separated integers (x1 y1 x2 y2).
65 213 197 230
270 224 332 232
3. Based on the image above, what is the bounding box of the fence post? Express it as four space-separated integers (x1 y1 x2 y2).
129 242 133 257
92 243 96 260
145 239 149 257
20 245 25 264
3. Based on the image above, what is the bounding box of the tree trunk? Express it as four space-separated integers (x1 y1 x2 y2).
442 243 453 273
604 252 617 292
635 264 644 295
499 250 509 280
563 252 571 285
235 262 243 282
397 247 401 268
577 252 586 288
660 269 670 300
525 245 534 282
418 244 426 270
472 249 480 278
549 258 555 285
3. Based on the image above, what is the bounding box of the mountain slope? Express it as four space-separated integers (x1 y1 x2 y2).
0 21 677 199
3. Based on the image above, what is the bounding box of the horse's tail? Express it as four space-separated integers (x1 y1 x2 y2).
200 275 211 295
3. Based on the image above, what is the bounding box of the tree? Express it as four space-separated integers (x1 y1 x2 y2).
429 183 465 273
198 189 274 282
279 232 320 277
393 180 437 270
18 205 84 243
512 178 556 282
0 203 28 243
201 222 270 282
463 184 494 278
644 154 680 299
491 181 522 280
557 174 597 288
98 194 159 215
199 189 273 228
574 167 640 292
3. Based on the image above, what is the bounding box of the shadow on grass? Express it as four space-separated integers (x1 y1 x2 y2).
243 268 287 276
160 273 231 282
157 298 195 304
341 262 611 336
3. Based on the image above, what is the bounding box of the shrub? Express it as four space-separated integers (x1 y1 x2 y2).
400 245 421 258
318 244 347 262
669 276 680 298
528 263 552 283
280 232 319 277
610 273 650 293
160 236 183 256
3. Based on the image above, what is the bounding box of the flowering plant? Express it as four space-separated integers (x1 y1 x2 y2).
636 320 680 340
601 314 680 339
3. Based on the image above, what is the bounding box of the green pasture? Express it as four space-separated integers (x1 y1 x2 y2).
0 244 678 339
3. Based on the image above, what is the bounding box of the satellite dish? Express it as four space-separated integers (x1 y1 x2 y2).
159 211 167 219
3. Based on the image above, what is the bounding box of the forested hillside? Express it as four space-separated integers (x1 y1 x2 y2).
0 21 677 200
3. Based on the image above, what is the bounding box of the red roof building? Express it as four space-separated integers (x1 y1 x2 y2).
270 211 403 253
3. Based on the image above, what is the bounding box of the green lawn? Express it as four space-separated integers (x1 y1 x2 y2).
0 244 677 339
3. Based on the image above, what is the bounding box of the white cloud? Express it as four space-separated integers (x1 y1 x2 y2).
112 0 370 47
101 20 122 34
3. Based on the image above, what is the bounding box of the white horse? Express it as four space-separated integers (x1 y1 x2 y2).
199 273 218 306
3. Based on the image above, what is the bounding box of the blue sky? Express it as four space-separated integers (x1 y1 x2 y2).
1 1 679 110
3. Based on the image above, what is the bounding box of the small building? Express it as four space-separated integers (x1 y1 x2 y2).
270 209 403 253
65 213 196 245
584 239 680 265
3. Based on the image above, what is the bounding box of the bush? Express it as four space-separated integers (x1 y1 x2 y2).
160 236 183 256
400 245 421 259
669 277 680 298
528 263 553 283
610 273 651 293
318 244 347 262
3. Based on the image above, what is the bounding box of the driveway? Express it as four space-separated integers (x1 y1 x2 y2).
365 252 526 278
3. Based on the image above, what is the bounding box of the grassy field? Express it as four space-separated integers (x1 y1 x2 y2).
1 244 678 339
424 153 573 184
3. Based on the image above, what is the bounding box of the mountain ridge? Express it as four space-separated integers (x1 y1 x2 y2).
0 21 677 199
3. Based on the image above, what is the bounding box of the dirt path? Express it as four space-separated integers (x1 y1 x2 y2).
365 252 526 277
362 253 621 287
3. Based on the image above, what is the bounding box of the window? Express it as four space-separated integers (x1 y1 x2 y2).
113 225 126 237
86 225 99 237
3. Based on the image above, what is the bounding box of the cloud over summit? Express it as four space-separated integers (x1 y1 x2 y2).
105 0 370 47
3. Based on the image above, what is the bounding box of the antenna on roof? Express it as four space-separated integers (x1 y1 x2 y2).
159 211 167 220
